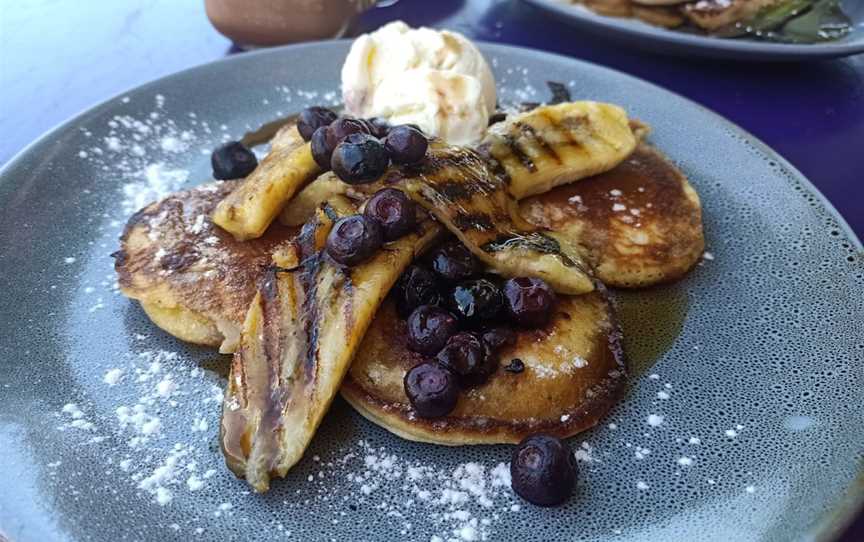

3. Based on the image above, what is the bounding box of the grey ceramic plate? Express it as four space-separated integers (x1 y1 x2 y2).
1 41 862 542
521 0 864 61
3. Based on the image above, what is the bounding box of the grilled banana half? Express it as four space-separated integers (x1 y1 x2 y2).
281 101 637 227
114 180 297 353
221 201 442 492
479 101 637 199
520 142 704 287
341 289 626 445
212 123 321 240
400 145 595 295
279 153 595 294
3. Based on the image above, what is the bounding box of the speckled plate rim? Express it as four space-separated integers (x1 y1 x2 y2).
0 40 862 540
519 0 864 61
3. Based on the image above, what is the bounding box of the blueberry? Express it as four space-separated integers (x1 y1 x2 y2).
325 215 383 266
403 362 459 418
311 118 370 170
311 126 333 169
406 305 458 356
511 434 577 506
297 106 337 141
482 327 517 352
395 266 442 318
364 188 416 241
428 241 479 282
503 277 557 328
211 141 258 180
449 278 503 325
331 133 390 184
385 125 428 165
504 358 524 374
326 117 371 148
435 332 495 387
366 117 392 138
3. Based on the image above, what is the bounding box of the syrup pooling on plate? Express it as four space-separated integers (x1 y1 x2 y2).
220 200 443 492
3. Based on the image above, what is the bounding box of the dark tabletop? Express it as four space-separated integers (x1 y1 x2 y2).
0 0 861 539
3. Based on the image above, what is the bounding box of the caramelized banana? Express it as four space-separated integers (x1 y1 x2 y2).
282 151 594 294
212 123 321 240
400 146 594 295
479 101 637 199
221 201 442 492
280 172 370 226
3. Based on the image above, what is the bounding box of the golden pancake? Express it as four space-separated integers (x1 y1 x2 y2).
520 142 704 288
340 290 625 445
114 180 297 353
114 128 699 451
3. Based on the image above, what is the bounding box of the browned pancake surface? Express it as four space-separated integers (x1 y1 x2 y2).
114 181 297 348
341 291 626 445
520 142 704 287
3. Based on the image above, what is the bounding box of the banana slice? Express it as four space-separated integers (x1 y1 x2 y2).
212 123 321 240
280 147 595 295
400 145 595 295
479 101 637 200
279 172 371 227
221 200 442 492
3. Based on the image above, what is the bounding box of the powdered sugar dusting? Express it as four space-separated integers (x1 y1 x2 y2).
76 94 206 216
54 346 225 508
335 441 518 541
103 368 123 386
647 414 664 427
677 456 694 467
121 164 189 215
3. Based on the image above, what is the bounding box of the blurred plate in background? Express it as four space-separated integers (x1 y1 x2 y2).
521 0 864 61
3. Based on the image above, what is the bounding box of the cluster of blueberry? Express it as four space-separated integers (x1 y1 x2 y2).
324 188 416 266
393 241 558 418
210 107 576 507
297 106 428 185
394 243 577 506
296 106 432 267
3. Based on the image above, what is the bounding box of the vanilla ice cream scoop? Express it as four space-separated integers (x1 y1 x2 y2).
341 21 497 145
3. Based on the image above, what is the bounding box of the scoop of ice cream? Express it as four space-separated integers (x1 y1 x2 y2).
341 21 496 145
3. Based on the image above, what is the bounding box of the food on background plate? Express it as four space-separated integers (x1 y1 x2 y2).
562 0 852 43
114 21 705 505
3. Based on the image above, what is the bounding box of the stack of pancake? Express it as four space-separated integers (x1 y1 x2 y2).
115 101 704 491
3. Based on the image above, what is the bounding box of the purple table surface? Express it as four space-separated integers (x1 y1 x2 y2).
0 0 861 539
